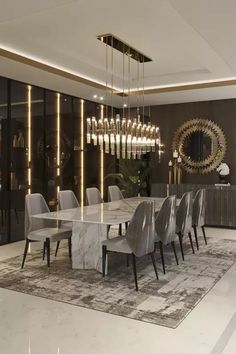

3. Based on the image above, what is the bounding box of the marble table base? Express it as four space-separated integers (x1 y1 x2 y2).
71 221 108 274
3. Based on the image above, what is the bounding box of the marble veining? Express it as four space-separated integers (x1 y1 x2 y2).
72 222 108 273
33 197 165 225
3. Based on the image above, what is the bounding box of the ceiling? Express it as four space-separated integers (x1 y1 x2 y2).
0 0 236 107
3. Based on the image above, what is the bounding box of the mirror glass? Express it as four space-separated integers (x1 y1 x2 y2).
183 131 212 162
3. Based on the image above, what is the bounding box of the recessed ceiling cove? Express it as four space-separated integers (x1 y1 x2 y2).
0 0 236 105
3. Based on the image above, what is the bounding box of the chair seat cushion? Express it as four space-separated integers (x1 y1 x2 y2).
102 236 132 254
61 221 73 230
28 227 71 242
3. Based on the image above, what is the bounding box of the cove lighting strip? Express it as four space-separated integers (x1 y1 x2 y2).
57 93 60 194
100 104 104 199
27 85 31 194
80 99 84 206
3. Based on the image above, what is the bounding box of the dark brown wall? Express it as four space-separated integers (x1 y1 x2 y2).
149 98 236 185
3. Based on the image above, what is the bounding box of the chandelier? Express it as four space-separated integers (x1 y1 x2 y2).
86 34 161 159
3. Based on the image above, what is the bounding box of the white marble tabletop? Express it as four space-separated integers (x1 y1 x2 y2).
33 197 166 225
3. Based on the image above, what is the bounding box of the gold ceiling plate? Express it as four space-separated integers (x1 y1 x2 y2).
172 119 227 174
97 34 152 63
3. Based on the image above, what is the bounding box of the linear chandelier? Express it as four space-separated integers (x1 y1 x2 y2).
86 34 161 159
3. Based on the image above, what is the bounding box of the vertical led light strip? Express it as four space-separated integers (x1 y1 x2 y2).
57 93 60 194
80 99 84 206
100 104 104 199
27 85 32 194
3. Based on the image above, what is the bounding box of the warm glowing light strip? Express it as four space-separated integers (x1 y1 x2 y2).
80 99 84 206
57 93 60 194
100 105 104 198
27 85 31 194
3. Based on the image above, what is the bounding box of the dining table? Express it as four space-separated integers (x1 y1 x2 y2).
33 196 167 274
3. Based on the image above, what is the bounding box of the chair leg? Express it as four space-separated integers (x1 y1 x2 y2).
126 254 130 267
55 241 60 257
118 224 122 235
202 226 207 245
171 241 179 265
21 239 29 269
154 242 157 252
193 225 199 250
14 209 19 224
131 254 138 291
188 232 195 254
46 238 50 267
107 225 110 238
159 241 165 274
68 238 72 258
150 252 159 280
43 241 46 260
102 245 107 277
178 232 184 261
1 209 4 226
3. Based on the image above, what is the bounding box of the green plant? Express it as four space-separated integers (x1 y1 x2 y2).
105 159 150 197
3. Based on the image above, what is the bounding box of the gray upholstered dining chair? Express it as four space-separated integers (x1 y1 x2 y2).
21 193 71 269
108 185 126 235
54 190 80 256
108 185 124 202
101 201 158 291
192 189 207 250
176 191 194 261
58 190 80 210
86 187 103 205
155 195 178 274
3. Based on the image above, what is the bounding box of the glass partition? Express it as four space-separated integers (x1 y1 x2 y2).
60 94 73 193
0 76 114 243
0 77 9 244
10 81 28 241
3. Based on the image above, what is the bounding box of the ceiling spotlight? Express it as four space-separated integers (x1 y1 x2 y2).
93 94 98 99
99 96 104 101
123 103 127 108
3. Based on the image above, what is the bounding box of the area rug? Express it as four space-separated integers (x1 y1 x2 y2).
0 234 235 329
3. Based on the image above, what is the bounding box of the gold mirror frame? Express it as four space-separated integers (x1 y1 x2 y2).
172 119 226 174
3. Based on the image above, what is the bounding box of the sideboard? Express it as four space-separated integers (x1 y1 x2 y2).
151 183 236 228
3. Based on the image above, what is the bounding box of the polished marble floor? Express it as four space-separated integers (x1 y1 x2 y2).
0 228 236 354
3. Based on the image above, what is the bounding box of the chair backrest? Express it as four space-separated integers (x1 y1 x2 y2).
155 195 176 245
176 192 193 235
126 201 155 257
108 185 124 202
58 190 80 210
193 189 205 227
25 193 52 237
86 187 103 205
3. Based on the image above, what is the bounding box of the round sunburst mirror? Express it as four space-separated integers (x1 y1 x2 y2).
172 119 226 174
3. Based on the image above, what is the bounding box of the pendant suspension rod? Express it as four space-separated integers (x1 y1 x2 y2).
105 37 108 118
137 60 139 118
142 57 145 123
111 36 114 118
128 51 131 120
122 44 125 119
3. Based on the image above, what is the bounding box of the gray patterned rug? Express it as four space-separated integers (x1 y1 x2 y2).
0 234 235 328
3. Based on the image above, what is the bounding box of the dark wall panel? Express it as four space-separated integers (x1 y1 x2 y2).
149 99 236 185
